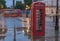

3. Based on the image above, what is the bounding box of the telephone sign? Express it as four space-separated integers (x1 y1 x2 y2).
30 2 45 37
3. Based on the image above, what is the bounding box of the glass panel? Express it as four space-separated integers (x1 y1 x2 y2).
36 9 43 32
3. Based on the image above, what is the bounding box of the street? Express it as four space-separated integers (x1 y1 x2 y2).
0 16 59 41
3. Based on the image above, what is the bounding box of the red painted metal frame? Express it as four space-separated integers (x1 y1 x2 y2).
30 2 45 37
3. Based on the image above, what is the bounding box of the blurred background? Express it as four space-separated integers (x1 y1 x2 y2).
0 0 60 41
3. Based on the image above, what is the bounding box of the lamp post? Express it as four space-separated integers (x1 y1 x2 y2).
55 0 59 41
13 0 16 41
13 0 15 8
55 0 59 30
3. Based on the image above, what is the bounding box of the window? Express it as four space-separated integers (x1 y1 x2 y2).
36 9 43 32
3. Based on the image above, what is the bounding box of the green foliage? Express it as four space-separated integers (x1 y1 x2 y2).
0 0 7 8
15 1 25 10
24 0 32 6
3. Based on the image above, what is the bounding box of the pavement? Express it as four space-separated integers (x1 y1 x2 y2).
45 17 55 41
45 16 60 41
0 16 60 41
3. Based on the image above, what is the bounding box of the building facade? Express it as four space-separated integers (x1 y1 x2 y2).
32 0 60 16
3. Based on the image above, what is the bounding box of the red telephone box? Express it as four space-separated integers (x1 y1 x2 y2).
30 2 45 37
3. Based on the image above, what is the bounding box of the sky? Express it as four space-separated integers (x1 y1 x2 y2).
5 0 24 7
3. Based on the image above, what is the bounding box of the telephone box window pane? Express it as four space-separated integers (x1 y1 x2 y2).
36 9 43 32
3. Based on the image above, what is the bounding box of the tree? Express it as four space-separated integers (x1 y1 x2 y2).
24 0 32 7
15 1 25 10
0 0 7 9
